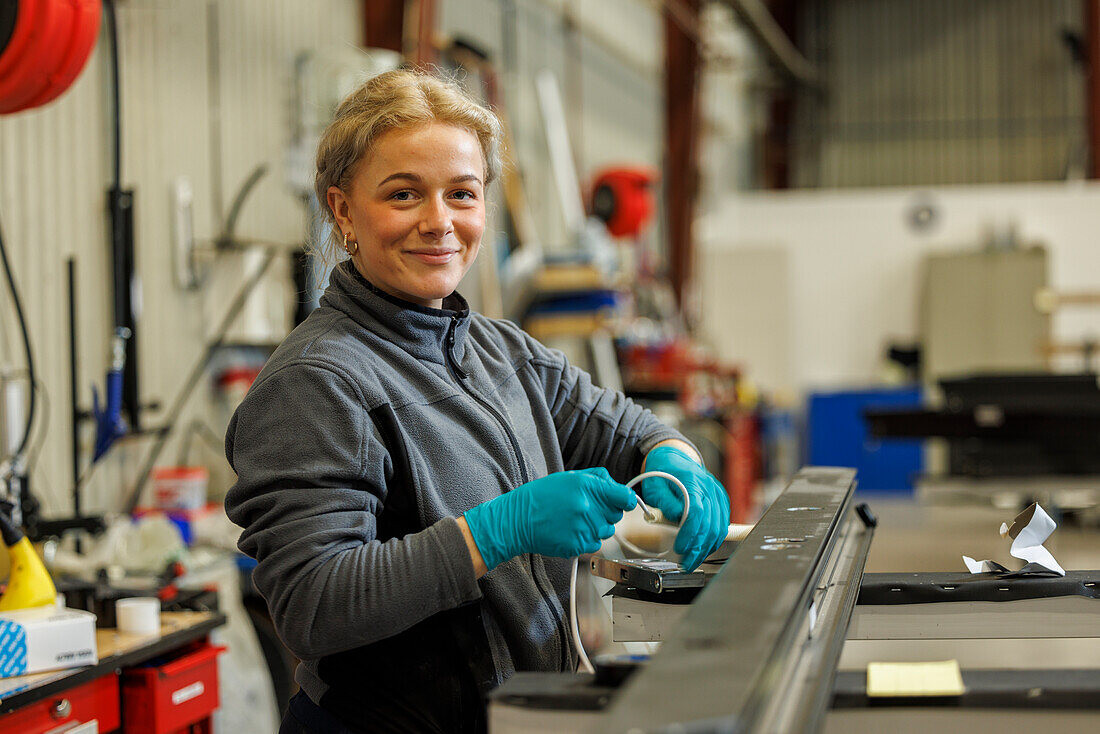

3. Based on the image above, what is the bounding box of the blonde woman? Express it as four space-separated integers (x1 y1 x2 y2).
225 69 729 733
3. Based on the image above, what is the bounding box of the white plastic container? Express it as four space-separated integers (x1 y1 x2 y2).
115 597 160 636
152 466 209 510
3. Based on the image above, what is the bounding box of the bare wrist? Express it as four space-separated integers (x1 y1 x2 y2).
644 439 702 469
456 516 489 579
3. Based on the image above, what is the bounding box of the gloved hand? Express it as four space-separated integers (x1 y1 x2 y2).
641 445 731 571
464 468 637 571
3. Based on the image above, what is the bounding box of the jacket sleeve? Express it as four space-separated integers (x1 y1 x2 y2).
224 361 482 661
522 333 693 484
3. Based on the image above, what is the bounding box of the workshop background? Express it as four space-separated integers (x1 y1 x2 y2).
3 0 1100 731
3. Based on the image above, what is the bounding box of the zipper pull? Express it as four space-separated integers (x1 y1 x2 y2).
448 316 468 379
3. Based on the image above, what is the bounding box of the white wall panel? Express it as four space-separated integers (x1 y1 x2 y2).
698 182 1100 395
0 0 359 516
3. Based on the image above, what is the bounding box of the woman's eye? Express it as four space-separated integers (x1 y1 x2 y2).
451 190 475 201
390 190 414 201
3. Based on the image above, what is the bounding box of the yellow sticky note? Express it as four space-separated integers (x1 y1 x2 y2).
866 660 965 697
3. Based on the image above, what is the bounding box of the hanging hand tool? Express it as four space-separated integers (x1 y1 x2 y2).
91 327 130 462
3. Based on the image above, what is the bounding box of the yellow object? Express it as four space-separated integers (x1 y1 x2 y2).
736 378 760 411
0 516 57 612
866 660 965 697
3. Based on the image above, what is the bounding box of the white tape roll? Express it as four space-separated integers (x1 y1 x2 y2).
116 597 161 635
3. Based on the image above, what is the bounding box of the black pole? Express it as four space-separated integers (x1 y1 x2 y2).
103 0 140 431
68 258 84 552
68 258 79 511
108 188 139 430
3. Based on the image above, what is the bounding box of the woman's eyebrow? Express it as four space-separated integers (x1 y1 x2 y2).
376 172 483 187
377 172 421 188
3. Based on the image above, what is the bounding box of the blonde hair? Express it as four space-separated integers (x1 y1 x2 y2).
314 68 504 250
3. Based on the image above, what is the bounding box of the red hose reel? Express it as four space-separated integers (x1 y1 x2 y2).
589 166 659 239
0 0 101 114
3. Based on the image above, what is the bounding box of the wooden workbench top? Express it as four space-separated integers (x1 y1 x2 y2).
0 609 225 712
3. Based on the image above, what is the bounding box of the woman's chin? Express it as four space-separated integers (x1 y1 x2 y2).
398 284 458 308
406 277 462 304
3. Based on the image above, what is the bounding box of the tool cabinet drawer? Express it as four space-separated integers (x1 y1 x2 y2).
121 640 224 734
0 672 120 734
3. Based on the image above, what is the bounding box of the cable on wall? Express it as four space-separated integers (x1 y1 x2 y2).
0 211 37 473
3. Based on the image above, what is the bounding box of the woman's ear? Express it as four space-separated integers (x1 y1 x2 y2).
328 185 352 232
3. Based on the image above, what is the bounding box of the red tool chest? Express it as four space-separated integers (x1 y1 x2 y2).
0 673 120 734
121 640 225 734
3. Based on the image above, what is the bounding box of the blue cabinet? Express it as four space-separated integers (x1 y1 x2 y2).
807 387 924 493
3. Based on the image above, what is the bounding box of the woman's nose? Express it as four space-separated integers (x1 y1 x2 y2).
418 196 454 238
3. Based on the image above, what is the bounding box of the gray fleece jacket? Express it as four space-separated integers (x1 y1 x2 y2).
224 261 686 727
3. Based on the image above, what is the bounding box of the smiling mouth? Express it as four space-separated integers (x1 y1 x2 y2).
407 250 459 265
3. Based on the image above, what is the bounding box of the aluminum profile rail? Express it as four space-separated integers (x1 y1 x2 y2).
600 466 872 733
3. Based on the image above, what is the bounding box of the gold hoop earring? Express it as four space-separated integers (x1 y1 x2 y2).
343 231 358 256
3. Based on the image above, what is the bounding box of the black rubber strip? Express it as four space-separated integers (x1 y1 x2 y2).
858 570 1100 605
833 669 1100 710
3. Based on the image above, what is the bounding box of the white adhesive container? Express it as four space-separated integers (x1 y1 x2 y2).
116 597 161 636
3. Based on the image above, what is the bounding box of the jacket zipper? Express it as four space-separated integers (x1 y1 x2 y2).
445 316 529 483
444 315 570 671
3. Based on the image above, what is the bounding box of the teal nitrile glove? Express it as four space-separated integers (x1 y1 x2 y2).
641 446 731 571
464 468 637 571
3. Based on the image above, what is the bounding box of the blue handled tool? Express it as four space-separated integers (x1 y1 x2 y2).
91 327 130 462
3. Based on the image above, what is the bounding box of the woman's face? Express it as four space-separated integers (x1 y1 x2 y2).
328 122 486 309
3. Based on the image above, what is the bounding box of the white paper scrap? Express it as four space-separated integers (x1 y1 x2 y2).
963 556 1005 574
1007 504 1065 576
963 556 986 574
963 503 1066 576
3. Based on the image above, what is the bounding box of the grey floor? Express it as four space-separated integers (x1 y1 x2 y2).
859 492 1100 573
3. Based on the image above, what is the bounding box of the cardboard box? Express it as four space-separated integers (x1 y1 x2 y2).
0 605 98 677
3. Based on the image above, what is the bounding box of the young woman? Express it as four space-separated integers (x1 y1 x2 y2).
225 69 729 734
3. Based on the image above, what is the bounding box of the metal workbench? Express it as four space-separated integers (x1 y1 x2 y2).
488 466 1100 733
490 466 875 733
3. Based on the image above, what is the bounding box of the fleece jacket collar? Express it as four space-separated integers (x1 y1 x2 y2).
320 260 471 366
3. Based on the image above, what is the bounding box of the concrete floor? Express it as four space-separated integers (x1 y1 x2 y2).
859 491 1100 573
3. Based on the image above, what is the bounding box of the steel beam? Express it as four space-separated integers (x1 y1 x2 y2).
601 467 868 733
664 0 702 308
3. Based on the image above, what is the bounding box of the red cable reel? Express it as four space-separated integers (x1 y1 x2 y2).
588 166 659 239
0 0 101 114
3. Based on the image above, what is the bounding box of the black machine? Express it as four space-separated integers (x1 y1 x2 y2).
865 373 1100 478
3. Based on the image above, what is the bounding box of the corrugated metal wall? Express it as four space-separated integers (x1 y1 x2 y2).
1 0 665 516
0 0 359 515
792 0 1087 187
